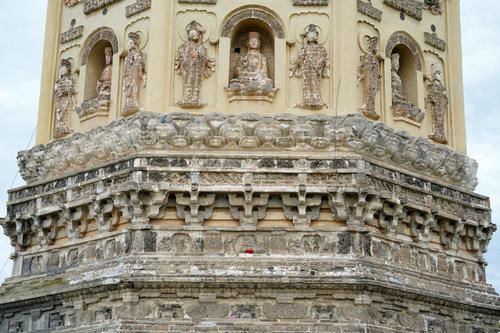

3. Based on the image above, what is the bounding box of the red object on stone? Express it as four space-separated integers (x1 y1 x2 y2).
245 249 254 254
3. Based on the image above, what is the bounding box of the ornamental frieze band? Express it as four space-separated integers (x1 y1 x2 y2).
425 32 446 51
383 0 423 20
125 0 151 17
83 0 123 15
17 112 478 190
60 25 84 44
292 0 329 6
357 0 383 21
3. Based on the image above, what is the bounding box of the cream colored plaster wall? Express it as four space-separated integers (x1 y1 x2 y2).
36 0 466 152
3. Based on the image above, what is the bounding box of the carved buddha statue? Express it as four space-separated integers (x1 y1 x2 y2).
227 32 277 99
391 52 424 122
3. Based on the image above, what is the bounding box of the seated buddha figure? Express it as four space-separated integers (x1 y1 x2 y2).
226 32 277 99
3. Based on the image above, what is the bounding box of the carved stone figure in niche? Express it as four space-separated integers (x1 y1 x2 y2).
290 24 330 110
391 53 424 122
226 32 278 99
426 63 448 144
357 36 381 120
97 46 113 111
175 21 215 108
77 45 113 118
122 32 147 116
53 59 76 138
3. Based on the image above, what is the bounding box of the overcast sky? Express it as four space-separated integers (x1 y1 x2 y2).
0 1 499 289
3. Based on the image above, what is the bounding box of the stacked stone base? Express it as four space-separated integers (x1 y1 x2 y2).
2 113 499 332
0 249 498 332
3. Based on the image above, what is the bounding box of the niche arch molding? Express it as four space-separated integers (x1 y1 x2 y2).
220 7 286 39
385 31 423 71
81 27 119 66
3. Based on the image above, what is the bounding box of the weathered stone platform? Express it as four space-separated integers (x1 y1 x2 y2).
1 112 498 332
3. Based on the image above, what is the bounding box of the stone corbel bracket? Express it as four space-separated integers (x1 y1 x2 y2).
4 154 494 258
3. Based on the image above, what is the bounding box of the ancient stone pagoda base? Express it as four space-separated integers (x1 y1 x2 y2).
1 112 499 332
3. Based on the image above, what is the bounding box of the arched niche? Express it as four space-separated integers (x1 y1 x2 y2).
79 28 118 104
228 19 275 85
386 32 423 107
220 8 285 97
221 9 285 39
81 28 119 66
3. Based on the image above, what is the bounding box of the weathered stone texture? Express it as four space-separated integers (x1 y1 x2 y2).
178 0 216 4
16 112 479 190
83 0 123 15
383 0 423 20
357 0 383 21
425 32 447 51
125 0 151 17
3 108 497 331
292 0 329 5
60 25 84 44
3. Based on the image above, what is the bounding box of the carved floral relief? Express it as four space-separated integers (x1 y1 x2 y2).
423 0 442 15
290 24 330 110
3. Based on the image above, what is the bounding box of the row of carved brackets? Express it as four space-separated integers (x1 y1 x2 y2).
4 179 493 255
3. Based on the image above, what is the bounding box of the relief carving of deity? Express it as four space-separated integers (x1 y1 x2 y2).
357 36 381 120
53 59 75 138
122 32 147 116
96 46 113 111
76 45 113 118
426 63 448 144
175 21 215 108
391 53 424 122
290 24 330 110
226 31 278 100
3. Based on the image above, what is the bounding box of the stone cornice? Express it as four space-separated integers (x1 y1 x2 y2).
17 112 479 191
0 257 498 314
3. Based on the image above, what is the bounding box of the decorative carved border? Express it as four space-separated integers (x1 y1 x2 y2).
60 25 84 44
83 0 123 15
125 0 151 17
221 9 285 39
424 32 446 51
292 0 329 5
383 0 423 21
357 0 382 21
385 32 422 71
17 112 477 190
178 0 216 3
81 28 119 65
